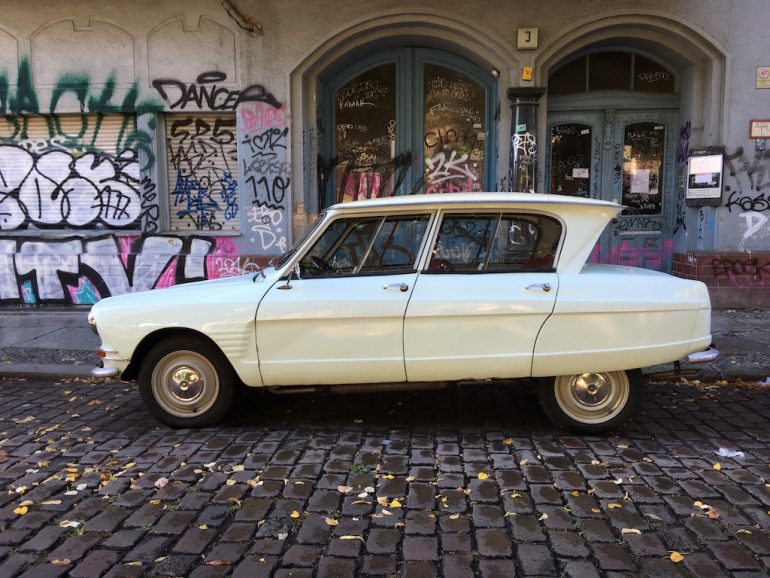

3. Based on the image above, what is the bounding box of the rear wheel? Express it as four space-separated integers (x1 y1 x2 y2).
139 335 235 428
538 369 644 433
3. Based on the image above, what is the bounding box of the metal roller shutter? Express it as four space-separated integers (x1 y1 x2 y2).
165 113 239 232
0 114 141 230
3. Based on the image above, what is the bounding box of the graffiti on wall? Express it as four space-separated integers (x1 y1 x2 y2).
0 234 251 305
167 115 239 231
240 101 291 253
153 71 280 111
712 256 770 287
0 145 141 230
724 145 770 250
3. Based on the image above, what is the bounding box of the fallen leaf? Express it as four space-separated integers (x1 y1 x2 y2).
231 465 245 472
670 551 685 563
351 499 371 505
337 485 353 494
18 500 33 507
126 561 143 566
226 479 236 486
41 500 62 505
607 503 622 510
290 510 301 519
477 472 489 480
537 513 548 521
736 529 752 535
206 560 231 566
519 459 529 466
706 507 720 520
324 517 339 526
621 528 641 535
198 524 208 530
121 462 135 470
277 532 288 540
449 514 460 520
380 509 393 516
503 438 513 445
382 474 394 480
13 506 28 516
389 499 402 508
646 513 663 521
154 477 169 489
50 559 71 566
58 520 81 528
150 499 161 505
339 535 365 542
510 492 522 499
713 463 721 471
405 476 415 482
14 416 35 424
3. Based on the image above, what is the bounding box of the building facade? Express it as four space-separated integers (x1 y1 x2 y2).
0 0 768 308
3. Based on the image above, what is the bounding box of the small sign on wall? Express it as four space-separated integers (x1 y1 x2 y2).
517 28 538 50
757 67 770 89
686 147 724 207
749 119 770 138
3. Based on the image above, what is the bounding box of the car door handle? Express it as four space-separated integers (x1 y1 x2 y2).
383 283 409 292
526 283 551 292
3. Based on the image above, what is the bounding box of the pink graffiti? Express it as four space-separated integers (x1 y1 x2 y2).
118 236 138 269
589 239 674 270
425 178 476 195
154 261 178 289
206 237 241 279
240 102 291 131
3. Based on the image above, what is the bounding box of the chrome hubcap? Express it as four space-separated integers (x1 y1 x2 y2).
170 367 204 402
151 350 219 418
553 371 630 425
572 373 610 406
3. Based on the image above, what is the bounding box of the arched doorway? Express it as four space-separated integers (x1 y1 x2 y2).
546 49 679 270
319 48 497 207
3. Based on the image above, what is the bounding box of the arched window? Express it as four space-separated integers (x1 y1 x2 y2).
549 51 676 96
320 48 496 207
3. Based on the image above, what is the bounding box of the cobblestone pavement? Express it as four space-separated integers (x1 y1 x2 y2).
0 377 769 577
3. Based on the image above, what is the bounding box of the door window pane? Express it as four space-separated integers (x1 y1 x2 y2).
429 213 561 273
548 55 587 95
361 216 430 273
588 52 632 91
487 215 561 271
549 123 592 197
622 122 665 215
429 215 497 272
335 64 397 203
423 64 486 194
300 217 381 276
633 55 675 93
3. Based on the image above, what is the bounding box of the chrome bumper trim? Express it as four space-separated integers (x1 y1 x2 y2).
92 366 120 378
687 347 720 364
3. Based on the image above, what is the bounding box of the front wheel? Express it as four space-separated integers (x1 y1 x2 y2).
139 335 235 428
538 370 644 433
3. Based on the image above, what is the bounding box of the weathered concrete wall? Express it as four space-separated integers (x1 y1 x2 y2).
0 0 767 305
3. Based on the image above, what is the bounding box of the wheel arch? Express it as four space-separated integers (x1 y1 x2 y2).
123 328 237 382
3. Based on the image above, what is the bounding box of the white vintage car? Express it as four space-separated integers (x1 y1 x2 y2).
89 193 718 432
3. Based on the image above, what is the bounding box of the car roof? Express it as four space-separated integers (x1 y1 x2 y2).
327 192 622 212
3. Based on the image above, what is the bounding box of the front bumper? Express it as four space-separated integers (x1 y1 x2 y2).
92 366 120 378
686 346 720 364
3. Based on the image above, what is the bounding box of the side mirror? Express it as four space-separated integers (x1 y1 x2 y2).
278 263 301 290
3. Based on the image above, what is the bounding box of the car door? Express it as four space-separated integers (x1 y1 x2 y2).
404 211 561 381
256 213 432 386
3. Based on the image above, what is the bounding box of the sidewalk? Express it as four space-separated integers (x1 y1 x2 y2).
0 306 769 382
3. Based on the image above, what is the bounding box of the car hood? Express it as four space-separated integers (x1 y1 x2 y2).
91 268 283 315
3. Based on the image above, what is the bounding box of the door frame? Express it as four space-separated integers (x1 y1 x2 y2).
546 100 678 271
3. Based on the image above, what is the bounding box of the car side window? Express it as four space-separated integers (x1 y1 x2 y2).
428 212 561 273
300 214 430 277
360 216 430 273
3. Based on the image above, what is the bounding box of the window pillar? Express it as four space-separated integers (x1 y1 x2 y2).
507 87 545 193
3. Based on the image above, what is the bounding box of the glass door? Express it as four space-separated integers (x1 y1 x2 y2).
547 110 676 270
324 48 496 206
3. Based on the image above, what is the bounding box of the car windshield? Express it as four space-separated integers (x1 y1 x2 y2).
272 212 327 269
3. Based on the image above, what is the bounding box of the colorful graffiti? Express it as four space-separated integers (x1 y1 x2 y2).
240 101 291 253
0 234 248 305
167 115 239 231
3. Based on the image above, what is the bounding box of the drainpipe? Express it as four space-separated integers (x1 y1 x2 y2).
508 87 545 193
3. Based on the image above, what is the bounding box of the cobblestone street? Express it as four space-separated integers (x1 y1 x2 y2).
0 376 769 577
